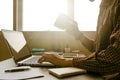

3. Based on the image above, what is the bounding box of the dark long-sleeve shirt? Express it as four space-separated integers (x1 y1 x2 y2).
73 0 120 79
73 26 120 78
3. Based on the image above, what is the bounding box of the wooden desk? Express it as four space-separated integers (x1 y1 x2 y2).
0 58 104 80
30 52 104 80
28 67 104 80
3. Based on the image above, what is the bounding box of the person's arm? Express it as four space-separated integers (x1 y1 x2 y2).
73 27 120 75
66 24 96 52
55 14 96 52
38 52 73 67
78 32 96 52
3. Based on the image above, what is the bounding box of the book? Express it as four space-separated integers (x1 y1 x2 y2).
48 67 87 78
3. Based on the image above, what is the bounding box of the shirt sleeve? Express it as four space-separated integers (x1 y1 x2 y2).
79 33 95 52
73 29 120 75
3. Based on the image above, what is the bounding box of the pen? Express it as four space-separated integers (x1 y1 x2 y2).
5 68 30 72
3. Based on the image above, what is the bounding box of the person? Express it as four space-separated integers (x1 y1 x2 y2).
38 0 120 79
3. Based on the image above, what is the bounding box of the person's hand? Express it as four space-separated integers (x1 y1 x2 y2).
54 14 83 39
38 52 73 67
65 21 79 35
65 21 83 40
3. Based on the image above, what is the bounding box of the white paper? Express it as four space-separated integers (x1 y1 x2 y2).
2 30 26 53
0 67 44 80
0 58 16 70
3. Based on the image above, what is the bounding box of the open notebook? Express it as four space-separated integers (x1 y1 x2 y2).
48 67 87 78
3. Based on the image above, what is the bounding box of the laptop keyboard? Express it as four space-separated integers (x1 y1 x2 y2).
20 56 55 67
23 56 40 64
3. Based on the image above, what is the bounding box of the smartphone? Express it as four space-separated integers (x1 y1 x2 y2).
54 14 77 30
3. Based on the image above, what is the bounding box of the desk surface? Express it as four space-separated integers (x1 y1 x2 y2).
30 52 104 80
0 54 104 80
28 67 104 80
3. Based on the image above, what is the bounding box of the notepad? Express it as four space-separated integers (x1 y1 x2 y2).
48 67 87 78
0 66 44 80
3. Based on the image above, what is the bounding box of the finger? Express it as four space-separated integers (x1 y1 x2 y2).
38 56 45 63
38 53 48 62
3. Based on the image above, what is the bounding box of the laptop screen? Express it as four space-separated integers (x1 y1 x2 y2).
1 30 31 62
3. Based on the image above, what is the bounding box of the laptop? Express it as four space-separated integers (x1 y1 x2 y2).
1 29 54 67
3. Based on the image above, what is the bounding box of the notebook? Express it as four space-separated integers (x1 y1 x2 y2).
1 29 54 67
48 67 87 78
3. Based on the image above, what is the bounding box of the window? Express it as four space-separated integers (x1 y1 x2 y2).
23 0 101 31
74 0 101 31
23 0 67 31
0 0 13 30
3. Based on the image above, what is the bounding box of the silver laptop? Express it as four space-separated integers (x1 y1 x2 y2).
1 29 54 67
